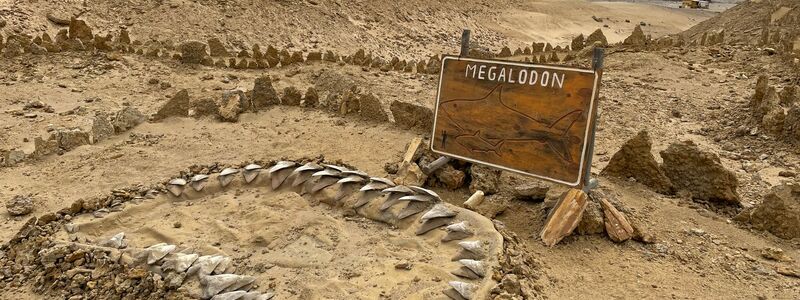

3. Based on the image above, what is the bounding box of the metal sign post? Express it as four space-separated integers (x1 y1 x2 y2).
581 47 605 193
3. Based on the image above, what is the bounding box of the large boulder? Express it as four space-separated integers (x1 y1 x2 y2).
660 141 739 204
736 183 800 239
68 18 93 42
585 29 608 47
152 89 191 121
601 130 673 194
179 41 208 64
217 89 246 122
207 38 229 57
358 93 388 122
389 101 433 130
281 87 302 106
250 76 280 109
571 34 585 52
111 107 145 134
623 25 647 46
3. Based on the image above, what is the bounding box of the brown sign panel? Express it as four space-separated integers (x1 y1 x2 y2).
431 56 600 187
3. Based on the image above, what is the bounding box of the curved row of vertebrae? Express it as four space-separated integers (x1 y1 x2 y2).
162 160 502 300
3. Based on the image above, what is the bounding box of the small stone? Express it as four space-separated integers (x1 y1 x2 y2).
6 195 34 216
394 261 412 270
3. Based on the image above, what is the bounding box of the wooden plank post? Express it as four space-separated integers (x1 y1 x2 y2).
424 29 470 175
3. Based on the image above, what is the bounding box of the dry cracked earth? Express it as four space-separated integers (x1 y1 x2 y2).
1 0 800 299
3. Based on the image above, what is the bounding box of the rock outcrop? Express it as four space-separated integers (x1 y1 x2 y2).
601 131 673 194
660 141 739 204
736 182 800 239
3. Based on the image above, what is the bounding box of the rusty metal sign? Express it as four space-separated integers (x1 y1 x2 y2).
431 56 601 187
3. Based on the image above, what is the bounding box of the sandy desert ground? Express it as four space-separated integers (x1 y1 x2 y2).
1 0 799 299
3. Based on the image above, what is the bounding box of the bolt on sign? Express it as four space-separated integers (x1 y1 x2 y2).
431 56 601 187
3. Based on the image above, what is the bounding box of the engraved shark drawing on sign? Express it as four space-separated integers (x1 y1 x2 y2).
438 83 584 163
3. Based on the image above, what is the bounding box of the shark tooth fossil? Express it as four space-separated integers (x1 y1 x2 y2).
242 164 263 183
218 168 239 187
167 178 187 196
187 255 225 277
451 259 485 279
99 232 127 249
145 243 176 265
309 169 343 193
397 201 431 219
290 163 323 187
353 190 382 208
421 204 457 221
443 221 473 242
416 216 454 235
368 177 395 186
191 174 210 191
211 291 247 300
398 194 435 202
222 274 256 292
446 281 475 300
213 256 234 275
268 161 297 189
452 240 487 261
341 169 369 178
334 175 366 201
162 253 199 273
322 164 349 173
379 185 414 211
201 274 254 299
409 185 441 200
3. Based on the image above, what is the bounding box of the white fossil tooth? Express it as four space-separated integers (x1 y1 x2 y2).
453 240 487 261
353 190 382 208
312 169 342 177
211 291 247 300
459 241 484 253
146 243 176 265
397 201 430 219
360 182 391 192
201 274 254 299
187 255 225 277
267 161 297 173
337 175 366 184
421 204 457 221
290 163 323 187
223 274 256 292
242 164 263 183
310 176 340 193
443 221 473 242
448 281 475 300
99 232 127 249
270 168 294 190
191 174 210 191
322 164 349 173
162 253 199 273
382 185 414 194
213 256 233 275
167 178 187 196
369 177 395 186
458 259 485 277
415 217 453 235
409 186 441 199
218 168 239 187
398 194 434 202
379 192 406 211
341 170 369 178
